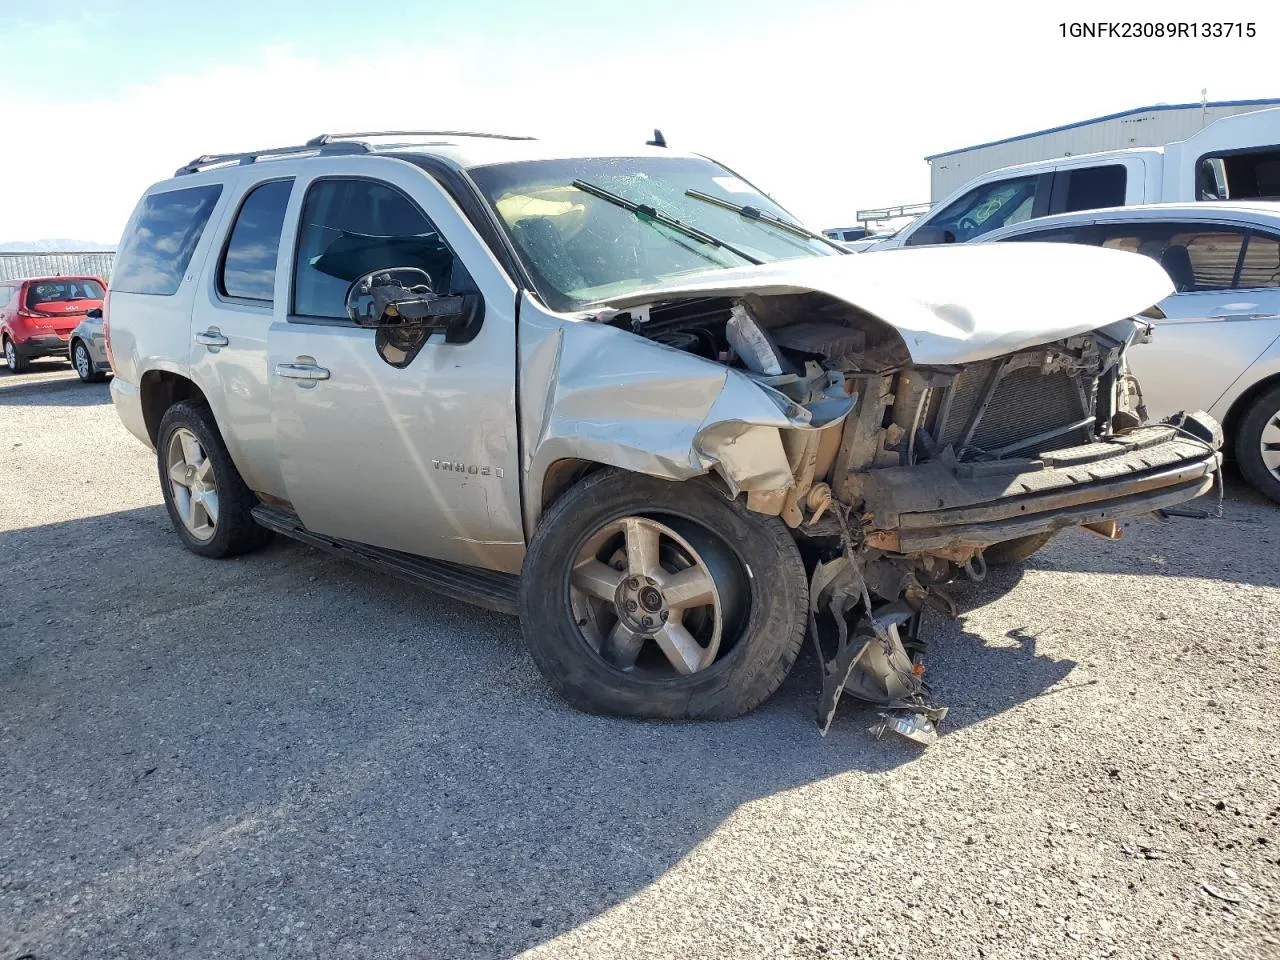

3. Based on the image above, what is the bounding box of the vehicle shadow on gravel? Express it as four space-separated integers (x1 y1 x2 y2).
0 369 110 407
1012 477 1279 589
1 505 1089 959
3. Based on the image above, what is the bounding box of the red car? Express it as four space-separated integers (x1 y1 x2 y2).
1 275 106 374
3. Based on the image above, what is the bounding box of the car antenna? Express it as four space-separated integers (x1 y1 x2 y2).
646 128 667 148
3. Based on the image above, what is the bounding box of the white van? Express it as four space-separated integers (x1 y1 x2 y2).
873 106 1280 249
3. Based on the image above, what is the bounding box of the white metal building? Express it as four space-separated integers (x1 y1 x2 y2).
925 97 1280 201
0 251 115 282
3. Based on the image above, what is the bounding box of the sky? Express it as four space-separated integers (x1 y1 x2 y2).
0 0 1276 243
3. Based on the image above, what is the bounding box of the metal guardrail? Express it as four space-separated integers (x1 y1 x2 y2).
0 251 115 282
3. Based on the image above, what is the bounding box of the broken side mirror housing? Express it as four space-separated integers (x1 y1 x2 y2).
344 268 484 345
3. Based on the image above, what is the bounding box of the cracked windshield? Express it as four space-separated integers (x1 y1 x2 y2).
470 156 837 311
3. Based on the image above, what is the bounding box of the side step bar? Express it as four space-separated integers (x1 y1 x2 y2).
251 505 520 615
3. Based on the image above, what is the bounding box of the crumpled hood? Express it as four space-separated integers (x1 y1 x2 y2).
595 242 1174 366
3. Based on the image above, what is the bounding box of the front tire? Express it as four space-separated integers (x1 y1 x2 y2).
4 337 31 374
1235 383 1280 504
519 470 808 720
156 400 273 558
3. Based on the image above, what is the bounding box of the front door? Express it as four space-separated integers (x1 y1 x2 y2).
267 160 524 573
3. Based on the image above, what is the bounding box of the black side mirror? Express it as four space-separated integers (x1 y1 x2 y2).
907 226 957 246
344 268 483 344
86 307 103 320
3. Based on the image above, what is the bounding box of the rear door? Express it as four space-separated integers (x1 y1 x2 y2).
266 158 525 573
188 175 295 499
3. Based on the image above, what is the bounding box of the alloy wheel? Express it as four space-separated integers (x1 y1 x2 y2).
1262 406 1280 483
4 340 14 369
568 516 743 676
166 427 219 541
74 342 91 379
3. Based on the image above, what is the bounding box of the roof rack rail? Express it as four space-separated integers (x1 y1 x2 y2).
306 130 537 145
174 140 371 177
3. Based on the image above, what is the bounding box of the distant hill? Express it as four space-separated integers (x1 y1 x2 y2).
0 239 115 252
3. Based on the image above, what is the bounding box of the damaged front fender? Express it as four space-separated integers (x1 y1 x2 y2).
519 294 850 535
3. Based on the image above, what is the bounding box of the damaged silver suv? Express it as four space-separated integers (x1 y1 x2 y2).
106 132 1221 732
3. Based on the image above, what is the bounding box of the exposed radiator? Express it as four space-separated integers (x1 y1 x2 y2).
934 363 1090 457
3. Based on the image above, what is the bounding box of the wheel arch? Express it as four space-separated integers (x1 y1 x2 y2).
140 370 209 446
532 458 737 534
1221 371 1280 453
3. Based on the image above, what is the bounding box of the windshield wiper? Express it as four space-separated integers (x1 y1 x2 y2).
572 179 762 266
684 189 849 254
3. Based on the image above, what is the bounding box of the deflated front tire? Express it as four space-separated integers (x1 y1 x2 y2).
518 470 809 719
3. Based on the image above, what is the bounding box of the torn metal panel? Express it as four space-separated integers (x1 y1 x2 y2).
519 295 850 535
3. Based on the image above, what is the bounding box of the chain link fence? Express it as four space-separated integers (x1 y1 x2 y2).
0 252 115 282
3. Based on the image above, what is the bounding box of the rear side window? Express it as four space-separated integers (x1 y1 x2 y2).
1093 222 1248 292
1057 165 1126 213
1177 231 1245 289
112 185 222 296
292 178 462 320
1236 232 1280 288
219 179 293 302
25 279 105 307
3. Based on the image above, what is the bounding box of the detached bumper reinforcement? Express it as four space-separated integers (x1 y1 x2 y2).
892 472 1215 553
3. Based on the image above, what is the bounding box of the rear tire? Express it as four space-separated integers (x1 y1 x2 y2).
1235 383 1280 504
72 340 104 383
157 400 273 559
3 337 31 374
519 470 808 720
984 530 1056 567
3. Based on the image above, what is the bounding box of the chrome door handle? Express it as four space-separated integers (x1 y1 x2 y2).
194 329 229 347
274 362 331 381
1209 311 1280 321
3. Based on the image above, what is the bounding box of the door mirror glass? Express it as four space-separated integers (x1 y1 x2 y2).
86 307 103 320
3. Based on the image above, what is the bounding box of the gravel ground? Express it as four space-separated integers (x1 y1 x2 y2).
1 361 1278 960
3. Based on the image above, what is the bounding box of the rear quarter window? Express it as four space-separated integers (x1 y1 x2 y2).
112 185 223 296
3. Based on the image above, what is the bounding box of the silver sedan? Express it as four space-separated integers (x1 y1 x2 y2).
981 202 1280 503
68 308 111 383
